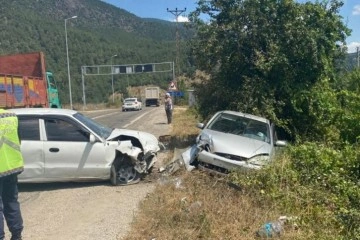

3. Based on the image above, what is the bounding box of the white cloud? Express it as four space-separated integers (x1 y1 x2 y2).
353 4 360 15
347 42 360 53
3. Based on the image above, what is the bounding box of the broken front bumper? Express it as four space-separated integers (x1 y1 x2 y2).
197 151 262 171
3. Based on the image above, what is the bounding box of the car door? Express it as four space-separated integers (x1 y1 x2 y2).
42 115 109 180
17 116 45 181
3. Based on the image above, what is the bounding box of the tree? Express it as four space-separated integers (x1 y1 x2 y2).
189 0 350 141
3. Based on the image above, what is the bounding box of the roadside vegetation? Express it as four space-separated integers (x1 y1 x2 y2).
126 1 360 239
187 1 360 238
126 107 359 239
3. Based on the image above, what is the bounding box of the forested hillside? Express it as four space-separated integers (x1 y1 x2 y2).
0 0 193 104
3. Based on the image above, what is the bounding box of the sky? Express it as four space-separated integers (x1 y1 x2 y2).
103 0 360 53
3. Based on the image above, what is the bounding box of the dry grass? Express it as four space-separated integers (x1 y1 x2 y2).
125 171 257 240
170 107 200 138
124 170 307 240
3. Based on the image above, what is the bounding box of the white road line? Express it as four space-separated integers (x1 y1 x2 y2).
90 108 159 127
123 108 158 128
92 112 118 119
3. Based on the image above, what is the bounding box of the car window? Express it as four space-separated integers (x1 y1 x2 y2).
207 113 270 143
73 112 112 139
45 118 90 142
208 113 247 134
18 117 40 141
47 75 57 89
125 98 136 102
243 122 269 142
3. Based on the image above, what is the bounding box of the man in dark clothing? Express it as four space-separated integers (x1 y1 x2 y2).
0 175 23 240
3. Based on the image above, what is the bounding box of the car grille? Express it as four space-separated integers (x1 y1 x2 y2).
214 152 247 161
198 161 230 174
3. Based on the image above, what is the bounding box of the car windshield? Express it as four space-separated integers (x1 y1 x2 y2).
125 98 136 102
73 112 112 139
207 113 270 143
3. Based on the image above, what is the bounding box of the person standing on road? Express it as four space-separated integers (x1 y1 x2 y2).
164 93 173 124
0 109 24 240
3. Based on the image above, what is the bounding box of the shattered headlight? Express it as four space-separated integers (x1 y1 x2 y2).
197 133 213 152
247 154 270 167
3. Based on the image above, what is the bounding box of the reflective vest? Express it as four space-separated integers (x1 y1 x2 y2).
0 109 24 177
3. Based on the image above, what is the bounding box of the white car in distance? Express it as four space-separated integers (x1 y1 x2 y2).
122 98 142 111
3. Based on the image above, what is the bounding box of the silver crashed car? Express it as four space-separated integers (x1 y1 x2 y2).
184 110 286 174
10 108 160 185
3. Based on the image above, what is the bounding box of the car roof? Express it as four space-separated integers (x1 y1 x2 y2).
220 110 270 124
8 108 77 116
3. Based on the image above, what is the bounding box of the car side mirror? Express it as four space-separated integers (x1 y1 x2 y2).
89 133 96 143
196 123 204 129
275 140 287 147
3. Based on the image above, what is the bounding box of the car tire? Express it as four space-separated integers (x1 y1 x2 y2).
110 155 140 186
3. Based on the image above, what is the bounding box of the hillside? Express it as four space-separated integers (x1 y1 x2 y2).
0 0 193 104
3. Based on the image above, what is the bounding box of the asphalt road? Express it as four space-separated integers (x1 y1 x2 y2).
11 106 171 240
82 106 169 138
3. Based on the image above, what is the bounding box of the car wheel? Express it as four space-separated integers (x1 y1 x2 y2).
110 155 140 186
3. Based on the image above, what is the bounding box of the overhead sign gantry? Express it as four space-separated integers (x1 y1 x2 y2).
80 61 175 109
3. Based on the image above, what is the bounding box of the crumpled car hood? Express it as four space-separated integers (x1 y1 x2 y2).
198 129 271 158
107 128 160 151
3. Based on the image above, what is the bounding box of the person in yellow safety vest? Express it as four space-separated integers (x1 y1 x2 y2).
0 109 24 240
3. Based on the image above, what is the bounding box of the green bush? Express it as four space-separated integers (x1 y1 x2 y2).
229 142 360 239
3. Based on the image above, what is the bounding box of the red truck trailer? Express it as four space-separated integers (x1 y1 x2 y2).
0 52 61 108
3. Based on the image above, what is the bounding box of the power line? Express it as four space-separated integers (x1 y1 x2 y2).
167 7 186 78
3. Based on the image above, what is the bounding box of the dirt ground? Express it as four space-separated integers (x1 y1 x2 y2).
10 107 172 240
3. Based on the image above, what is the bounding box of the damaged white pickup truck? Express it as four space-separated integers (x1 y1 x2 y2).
10 108 160 185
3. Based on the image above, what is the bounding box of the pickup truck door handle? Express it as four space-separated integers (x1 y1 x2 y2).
49 148 59 152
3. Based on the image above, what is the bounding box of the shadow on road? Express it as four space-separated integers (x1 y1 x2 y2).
18 181 110 192
155 122 168 125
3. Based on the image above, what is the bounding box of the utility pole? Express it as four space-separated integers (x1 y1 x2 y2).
167 7 186 77
110 54 118 103
65 15 77 109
